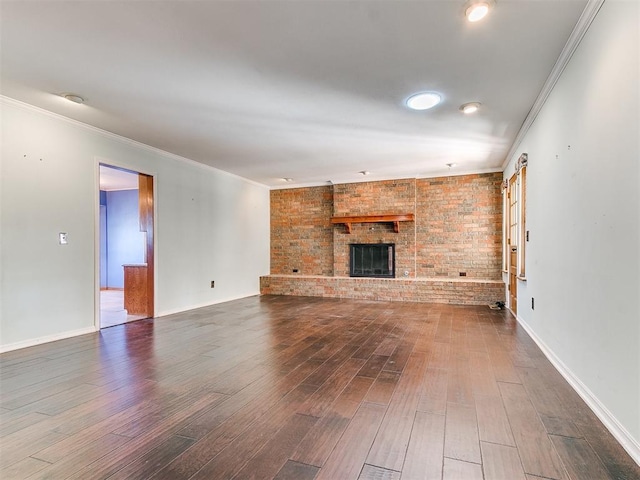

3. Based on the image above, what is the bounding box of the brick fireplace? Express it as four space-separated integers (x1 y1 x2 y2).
261 173 505 305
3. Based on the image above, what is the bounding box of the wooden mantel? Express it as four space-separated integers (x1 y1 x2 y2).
331 214 415 234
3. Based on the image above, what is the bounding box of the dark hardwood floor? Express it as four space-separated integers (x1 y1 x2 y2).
1 295 638 479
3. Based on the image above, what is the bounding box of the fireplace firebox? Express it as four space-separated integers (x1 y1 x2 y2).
350 243 395 278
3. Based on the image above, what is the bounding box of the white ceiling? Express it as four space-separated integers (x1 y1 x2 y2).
99 165 139 192
1 0 589 188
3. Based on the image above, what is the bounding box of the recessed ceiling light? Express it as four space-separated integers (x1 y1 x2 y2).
465 1 491 22
460 102 481 114
360 171 370 176
406 92 442 111
446 163 457 168
60 93 85 104
283 178 293 182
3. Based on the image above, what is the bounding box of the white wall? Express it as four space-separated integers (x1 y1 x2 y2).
504 0 639 460
0 98 270 350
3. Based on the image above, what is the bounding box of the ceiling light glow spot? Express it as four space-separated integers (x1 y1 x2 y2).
466 2 490 22
60 93 85 104
460 102 481 114
406 92 442 111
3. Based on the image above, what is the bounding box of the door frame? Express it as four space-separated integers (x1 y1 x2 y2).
507 173 518 315
94 157 157 330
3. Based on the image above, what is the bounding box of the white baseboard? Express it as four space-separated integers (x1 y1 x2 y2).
155 292 261 318
515 314 640 466
0 326 99 353
0 294 261 352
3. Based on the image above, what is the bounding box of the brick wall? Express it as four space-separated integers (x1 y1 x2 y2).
267 173 504 304
270 186 333 276
333 179 415 216
416 173 503 279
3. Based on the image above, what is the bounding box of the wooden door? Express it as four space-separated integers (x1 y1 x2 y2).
509 247 517 314
508 174 518 314
138 173 154 318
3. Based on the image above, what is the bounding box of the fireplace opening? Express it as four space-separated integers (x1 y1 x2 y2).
350 243 395 278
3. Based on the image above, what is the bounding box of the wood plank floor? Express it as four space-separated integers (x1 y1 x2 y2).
1 295 638 480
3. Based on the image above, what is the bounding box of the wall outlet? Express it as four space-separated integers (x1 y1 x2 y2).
531 297 535 310
59 232 68 245
210 281 215 288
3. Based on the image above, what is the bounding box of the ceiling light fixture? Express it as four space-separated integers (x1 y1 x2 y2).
465 1 491 22
360 171 370 176
283 178 293 182
60 93 85 104
460 102 481 114
446 163 457 169
406 92 442 111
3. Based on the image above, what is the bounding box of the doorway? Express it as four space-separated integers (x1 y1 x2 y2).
99 164 154 328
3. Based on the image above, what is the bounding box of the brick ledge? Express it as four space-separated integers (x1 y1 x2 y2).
260 275 505 305
265 274 502 284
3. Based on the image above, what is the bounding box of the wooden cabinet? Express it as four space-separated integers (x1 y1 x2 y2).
123 264 148 316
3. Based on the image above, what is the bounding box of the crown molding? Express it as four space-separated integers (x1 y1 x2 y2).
0 95 269 190
501 0 606 170
270 167 504 190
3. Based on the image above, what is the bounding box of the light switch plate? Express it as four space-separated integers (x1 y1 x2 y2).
59 232 68 245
